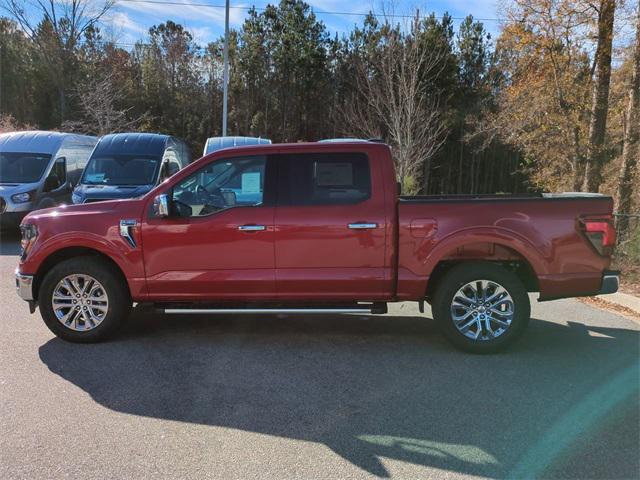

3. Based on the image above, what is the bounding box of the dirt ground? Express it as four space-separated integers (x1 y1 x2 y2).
613 255 640 296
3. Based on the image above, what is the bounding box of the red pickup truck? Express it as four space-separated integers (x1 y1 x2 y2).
15 141 619 352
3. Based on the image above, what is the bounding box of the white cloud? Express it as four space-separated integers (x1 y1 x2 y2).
102 10 149 43
110 11 148 34
118 0 247 29
187 25 215 44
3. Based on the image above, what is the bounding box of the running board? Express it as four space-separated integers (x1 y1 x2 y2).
162 303 387 315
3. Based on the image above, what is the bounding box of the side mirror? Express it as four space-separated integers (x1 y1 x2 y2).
153 194 170 218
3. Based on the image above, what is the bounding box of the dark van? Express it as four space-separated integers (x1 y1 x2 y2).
72 133 191 204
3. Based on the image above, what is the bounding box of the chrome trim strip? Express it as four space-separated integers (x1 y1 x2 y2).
348 223 378 229
15 271 34 301
164 308 372 314
119 219 137 248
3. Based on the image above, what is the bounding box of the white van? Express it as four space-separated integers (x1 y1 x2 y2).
0 131 97 226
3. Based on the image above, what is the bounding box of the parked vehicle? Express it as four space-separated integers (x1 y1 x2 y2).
71 133 191 204
203 136 271 156
0 131 97 226
15 141 618 352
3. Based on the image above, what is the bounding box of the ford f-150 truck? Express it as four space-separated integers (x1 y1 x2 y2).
15 141 619 352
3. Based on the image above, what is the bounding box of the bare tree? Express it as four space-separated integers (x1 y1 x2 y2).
342 21 448 194
582 0 616 192
0 0 114 121
63 73 144 135
616 2 640 233
0 113 34 132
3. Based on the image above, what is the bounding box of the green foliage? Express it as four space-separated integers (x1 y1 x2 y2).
401 175 418 196
622 225 640 264
0 6 535 194
0 18 37 123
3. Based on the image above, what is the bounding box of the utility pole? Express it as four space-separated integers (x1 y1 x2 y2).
222 0 230 136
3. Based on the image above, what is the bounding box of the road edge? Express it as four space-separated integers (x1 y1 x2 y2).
580 292 640 322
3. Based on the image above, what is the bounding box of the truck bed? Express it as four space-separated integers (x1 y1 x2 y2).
396 192 615 301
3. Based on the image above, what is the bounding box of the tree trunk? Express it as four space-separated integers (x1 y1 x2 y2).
616 2 640 234
583 0 616 192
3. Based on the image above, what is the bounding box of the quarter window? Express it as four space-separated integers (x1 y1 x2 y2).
277 153 371 205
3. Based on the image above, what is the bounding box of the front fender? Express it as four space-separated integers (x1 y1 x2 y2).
21 229 147 300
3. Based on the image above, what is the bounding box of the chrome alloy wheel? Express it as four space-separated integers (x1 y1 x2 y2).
51 274 109 331
450 280 515 341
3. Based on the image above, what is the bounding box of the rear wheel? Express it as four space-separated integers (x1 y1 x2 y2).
432 262 530 353
38 257 131 342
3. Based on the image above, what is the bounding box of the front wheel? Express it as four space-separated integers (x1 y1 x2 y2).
38 257 131 343
432 262 530 353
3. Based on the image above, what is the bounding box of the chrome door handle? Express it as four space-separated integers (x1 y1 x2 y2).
238 225 266 231
348 223 378 230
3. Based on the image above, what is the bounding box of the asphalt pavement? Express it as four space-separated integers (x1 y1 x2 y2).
1 231 639 479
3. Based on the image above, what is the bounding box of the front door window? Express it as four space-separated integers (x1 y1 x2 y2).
172 156 267 217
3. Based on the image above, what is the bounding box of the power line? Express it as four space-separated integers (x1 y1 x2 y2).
117 0 505 22
77 39 208 49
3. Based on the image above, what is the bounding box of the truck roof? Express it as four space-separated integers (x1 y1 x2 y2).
94 133 175 157
0 131 96 154
203 136 271 155
203 140 390 157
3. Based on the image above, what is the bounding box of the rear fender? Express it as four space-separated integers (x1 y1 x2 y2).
421 227 548 276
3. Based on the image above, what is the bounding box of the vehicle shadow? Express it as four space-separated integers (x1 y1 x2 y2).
38 310 640 478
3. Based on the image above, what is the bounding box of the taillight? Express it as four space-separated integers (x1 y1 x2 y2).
580 215 616 256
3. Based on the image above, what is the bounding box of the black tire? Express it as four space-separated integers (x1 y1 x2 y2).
432 262 530 354
38 256 131 343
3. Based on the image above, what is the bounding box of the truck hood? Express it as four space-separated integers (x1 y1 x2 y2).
24 198 144 225
73 184 154 203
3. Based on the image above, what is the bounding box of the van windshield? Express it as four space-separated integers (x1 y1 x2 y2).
82 155 161 186
0 152 52 183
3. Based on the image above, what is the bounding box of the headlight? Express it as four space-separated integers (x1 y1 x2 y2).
19 223 38 260
12 192 31 203
71 192 82 204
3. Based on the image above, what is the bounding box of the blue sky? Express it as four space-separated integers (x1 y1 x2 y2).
102 0 502 47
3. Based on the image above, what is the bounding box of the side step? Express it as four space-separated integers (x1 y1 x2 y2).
162 302 387 315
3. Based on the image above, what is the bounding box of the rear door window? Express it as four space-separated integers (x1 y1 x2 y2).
277 153 371 205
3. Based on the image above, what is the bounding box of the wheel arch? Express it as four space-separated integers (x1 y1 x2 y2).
423 230 545 299
33 247 131 302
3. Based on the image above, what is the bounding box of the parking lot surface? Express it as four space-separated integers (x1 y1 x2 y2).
1 232 639 479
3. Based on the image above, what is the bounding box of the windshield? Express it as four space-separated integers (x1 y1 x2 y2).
0 152 52 183
81 155 161 186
